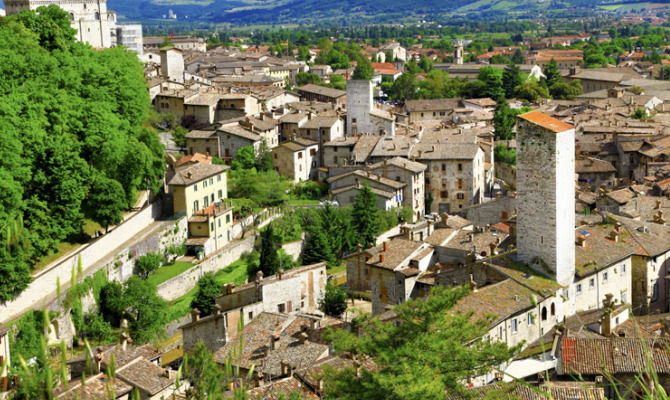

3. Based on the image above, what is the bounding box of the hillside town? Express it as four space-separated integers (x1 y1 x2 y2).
5 0 670 399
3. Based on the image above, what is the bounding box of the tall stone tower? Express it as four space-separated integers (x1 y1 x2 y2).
346 79 373 136
516 111 575 287
160 47 185 83
5 0 114 48
452 39 466 65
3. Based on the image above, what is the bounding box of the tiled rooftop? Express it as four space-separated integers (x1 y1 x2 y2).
168 162 229 186
518 111 574 133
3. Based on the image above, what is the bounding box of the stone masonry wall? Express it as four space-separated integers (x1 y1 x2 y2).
0 200 168 324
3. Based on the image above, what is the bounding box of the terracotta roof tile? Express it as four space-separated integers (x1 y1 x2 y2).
518 110 574 133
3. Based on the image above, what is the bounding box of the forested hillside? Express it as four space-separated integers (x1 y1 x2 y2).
0 6 164 302
107 0 604 25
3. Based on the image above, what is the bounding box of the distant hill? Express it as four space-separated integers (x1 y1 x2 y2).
106 0 608 24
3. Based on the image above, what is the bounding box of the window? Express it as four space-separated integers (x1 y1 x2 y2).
589 278 595 289
622 263 626 273
310 149 316 156
603 272 608 282
576 284 582 294
218 190 223 199
210 178 214 185
550 303 555 316
441 190 448 198
622 290 628 303
511 318 518 334
194 200 199 212
217 175 222 182
211 193 215 203
527 313 533 326
226 214 231 223
441 163 446 171
277 303 285 313
210 222 214 231
218 219 221 227
204 196 209 207
652 281 659 302
194 183 198 192
203 180 208 188
248 312 253 320
274 153 278 159
541 307 547 321
457 178 463 189
298 152 303 159
458 163 462 171
563 288 569 300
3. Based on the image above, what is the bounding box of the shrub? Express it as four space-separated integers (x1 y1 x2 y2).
135 252 164 279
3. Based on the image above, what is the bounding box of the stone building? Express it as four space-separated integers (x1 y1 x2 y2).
187 200 234 256
411 142 486 213
297 84 346 104
272 138 319 182
576 157 617 191
516 111 575 287
328 169 406 211
367 157 427 221
181 263 327 354
160 47 184 83
346 80 395 136
5 0 116 48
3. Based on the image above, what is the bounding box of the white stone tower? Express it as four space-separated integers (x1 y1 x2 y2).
160 47 185 83
516 111 575 287
5 0 115 48
346 79 373 136
452 39 466 65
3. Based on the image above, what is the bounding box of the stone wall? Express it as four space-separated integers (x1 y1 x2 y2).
0 200 169 324
463 194 517 226
281 236 305 261
376 226 401 245
496 163 516 187
157 236 255 301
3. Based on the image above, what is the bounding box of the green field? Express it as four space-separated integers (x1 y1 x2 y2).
147 260 195 287
598 2 651 11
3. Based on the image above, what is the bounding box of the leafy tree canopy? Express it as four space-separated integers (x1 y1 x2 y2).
0 7 164 301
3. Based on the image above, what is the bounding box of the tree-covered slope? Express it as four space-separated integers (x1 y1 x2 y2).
0 6 164 302
107 0 605 24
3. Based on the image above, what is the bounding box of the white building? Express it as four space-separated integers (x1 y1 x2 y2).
346 79 395 136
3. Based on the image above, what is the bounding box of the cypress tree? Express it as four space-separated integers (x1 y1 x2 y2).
352 183 380 248
259 224 280 276
302 228 336 267
502 62 522 99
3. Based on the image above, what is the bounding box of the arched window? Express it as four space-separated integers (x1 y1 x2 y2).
550 303 556 317
541 306 547 321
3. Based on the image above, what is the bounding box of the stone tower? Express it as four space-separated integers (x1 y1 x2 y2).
5 0 114 48
452 39 466 65
160 47 185 83
516 111 575 287
346 79 373 136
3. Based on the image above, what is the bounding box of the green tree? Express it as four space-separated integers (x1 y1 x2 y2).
302 228 336 267
190 273 220 317
231 145 256 170
352 57 374 80
297 45 311 61
135 252 163 279
255 141 274 172
328 75 346 90
323 286 518 400
318 281 348 318
84 173 126 232
99 281 125 327
259 224 281 276
477 66 505 101
295 71 321 86
123 276 167 343
542 58 561 88
184 341 227 400
514 81 550 102
511 48 525 64
494 99 516 140
352 183 380 248
172 126 188 148
550 79 583 100
387 72 417 101
418 56 433 72
319 204 345 257
502 63 522 99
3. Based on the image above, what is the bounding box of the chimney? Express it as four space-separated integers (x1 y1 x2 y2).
280 360 290 376
489 242 497 256
608 230 619 242
380 253 385 263
95 353 103 373
601 293 615 336
298 332 309 344
614 222 622 232
576 235 587 247
191 308 201 323
271 333 281 350
214 304 222 316
383 241 388 252
309 318 319 331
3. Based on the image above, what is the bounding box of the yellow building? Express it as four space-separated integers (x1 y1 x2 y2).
188 201 234 256
168 162 230 219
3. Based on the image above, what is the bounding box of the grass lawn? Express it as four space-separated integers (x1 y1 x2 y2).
147 261 195 287
165 259 250 321
289 199 320 206
33 241 83 272
327 262 346 276
83 219 103 237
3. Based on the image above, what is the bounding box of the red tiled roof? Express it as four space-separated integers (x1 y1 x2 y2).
176 152 212 166
518 111 574 133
